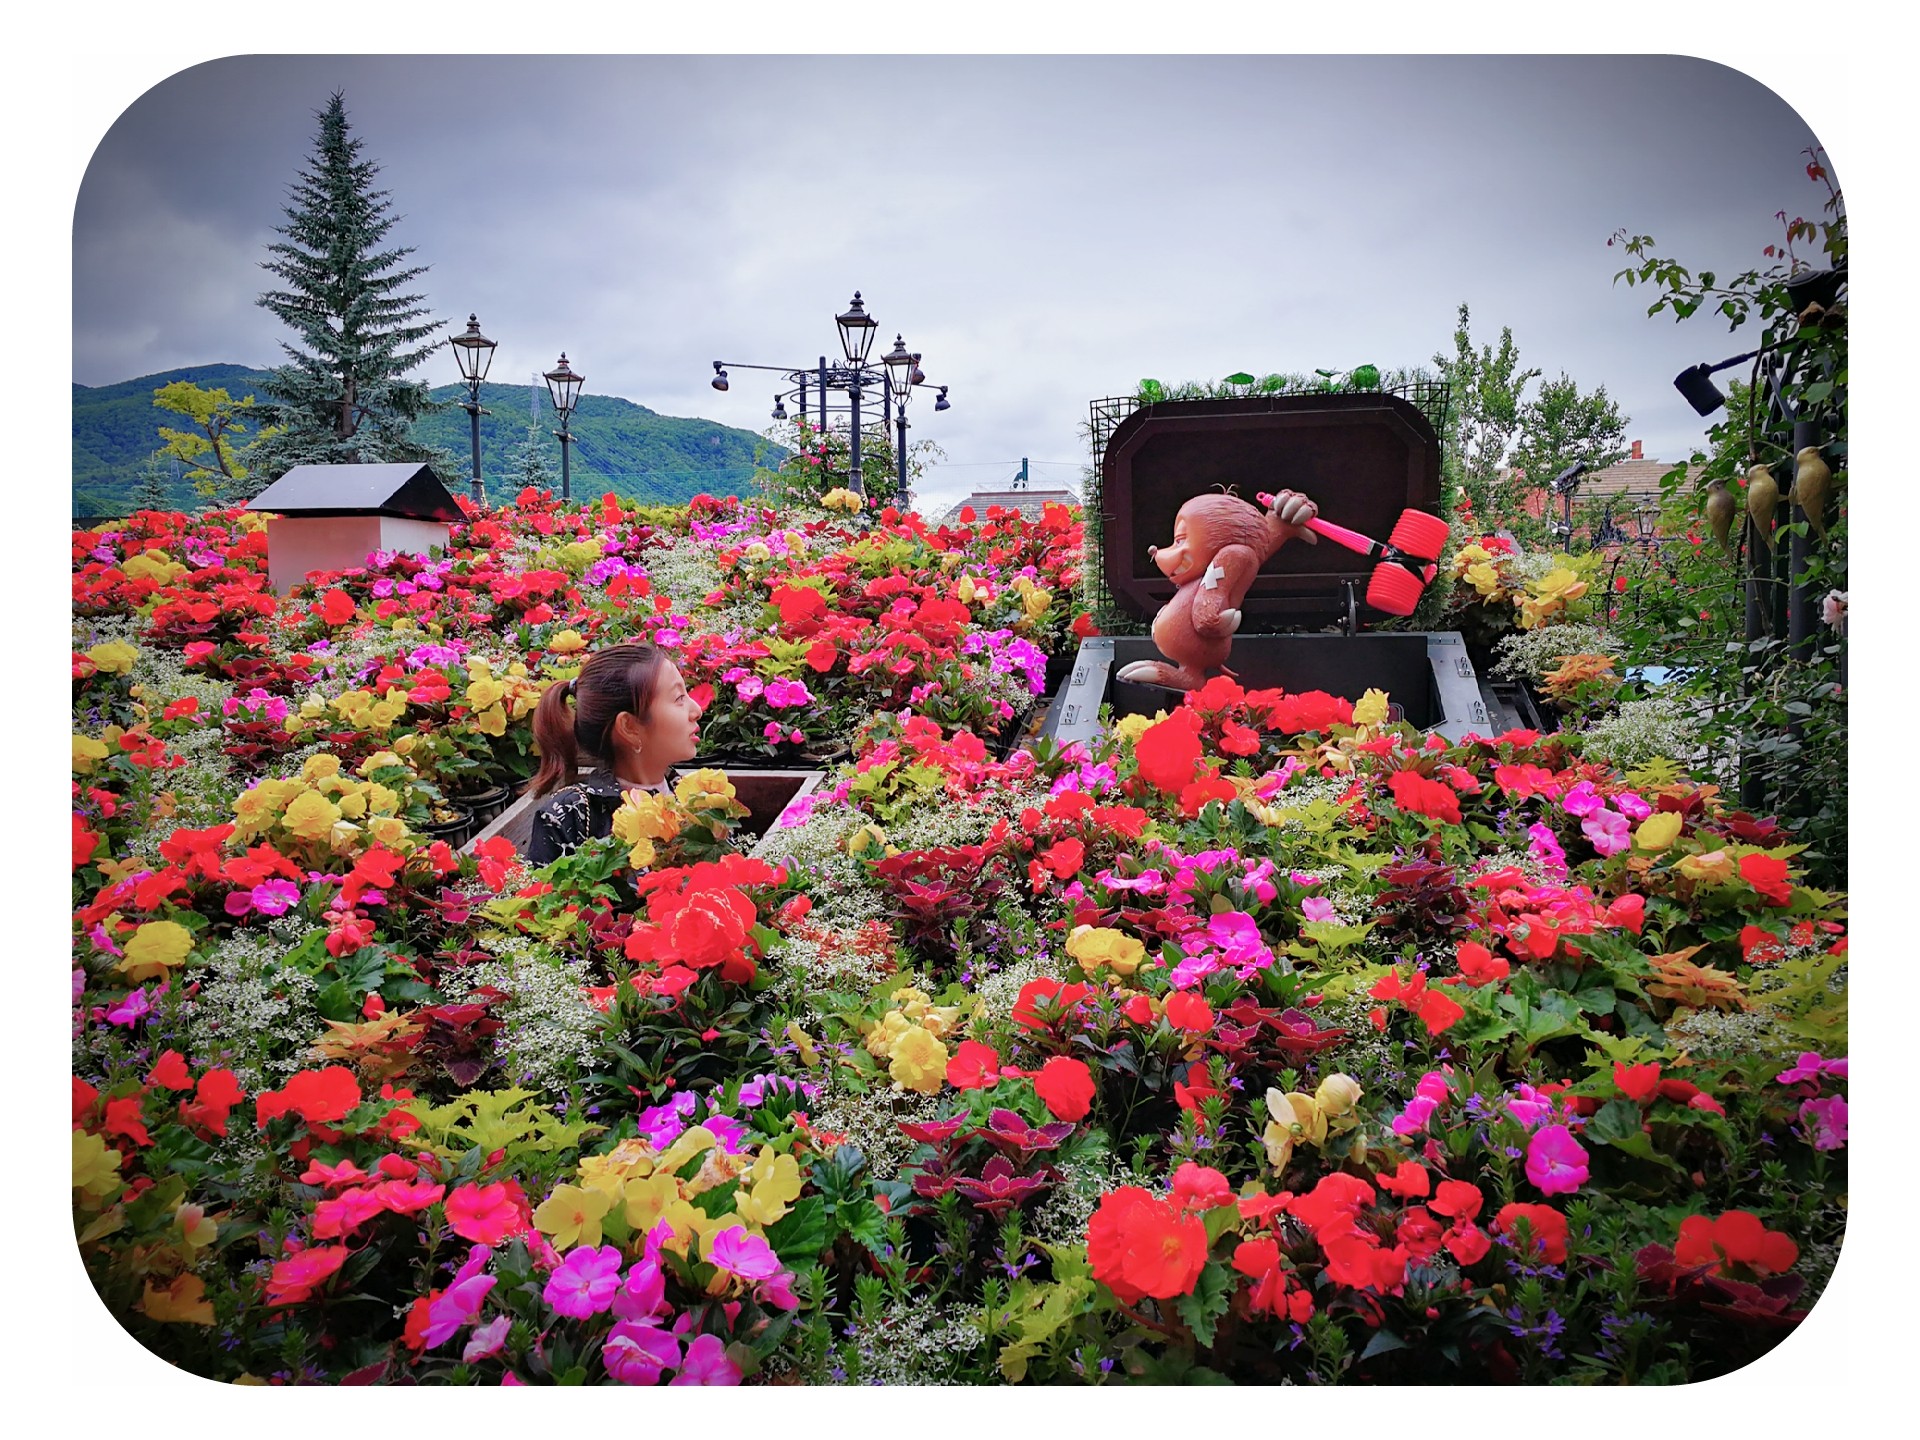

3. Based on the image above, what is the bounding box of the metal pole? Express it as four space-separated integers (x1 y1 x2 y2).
849 379 864 497
897 408 909 503
467 380 485 506
818 357 828 435
559 418 572 502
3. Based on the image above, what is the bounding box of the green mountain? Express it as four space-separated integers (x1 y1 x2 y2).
72 365 780 517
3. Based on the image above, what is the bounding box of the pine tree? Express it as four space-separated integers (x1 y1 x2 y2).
507 424 557 491
133 451 174 513
251 92 450 487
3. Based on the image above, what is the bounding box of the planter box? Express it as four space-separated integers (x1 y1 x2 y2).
462 767 827 857
1040 633 1522 749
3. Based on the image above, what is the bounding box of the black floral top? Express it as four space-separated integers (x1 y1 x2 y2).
526 768 674 866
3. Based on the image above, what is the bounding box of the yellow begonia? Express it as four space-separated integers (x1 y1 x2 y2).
675 769 737 811
549 628 589 655
302 754 342 783
1022 588 1053 619
957 575 979 604
87 641 139 675
74 1129 124 1204
888 1025 949 1095
359 750 403 778
367 816 410 849
1261 1088 1328 1172
865 1009 911 1059
657 1126 719 1177
336 790 368 820
743 541 771 564
1634 812 1684 852
1067 925 1146 978
735 1148 802 1228
466 677 506 710
281 790 342 842
1464 562 1503 598
141 1275 216 1326
123 550 187 585
73 735 110 774
1518 569 1589 629
1314 1073 1364 1117
1676 849 1735 885
1351 688 1391 729
118 920 195 983
1113 711 1164 745
533 1183 611 1249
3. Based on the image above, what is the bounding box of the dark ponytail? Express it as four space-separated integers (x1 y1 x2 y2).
528 642 669 797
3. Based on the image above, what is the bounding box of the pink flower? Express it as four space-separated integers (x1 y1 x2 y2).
670 1332 742 1386
1300 896 1335 923
444 1182 527 1245
1527 822 1568 876
611 1258 667 1322
543 1244 624 1318
603 1321 681 1385
1525 1124 1590 1196
425 1253 496 1349
1799 1094 1847 1150
707 1225 782 1281
462 1314 511 1364
1581 808 1630 856
757 1268 801 1311
1560 781 1603 819
1615 791 1652 820
250 879 302 916
1777 1051 1847 1086
1392 1095 1438 1136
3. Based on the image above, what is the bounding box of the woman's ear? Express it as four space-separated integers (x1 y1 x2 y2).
610 710 644 751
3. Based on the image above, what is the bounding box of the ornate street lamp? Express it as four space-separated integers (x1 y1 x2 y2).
836 291 878 366
544 352 584 502
449 314 497 505
882 336 916 500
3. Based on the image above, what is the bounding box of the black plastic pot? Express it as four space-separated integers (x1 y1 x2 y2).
420 804 475 848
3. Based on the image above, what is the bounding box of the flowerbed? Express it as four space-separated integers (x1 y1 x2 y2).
71 497 1844 1385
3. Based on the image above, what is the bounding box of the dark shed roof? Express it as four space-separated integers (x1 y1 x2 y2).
247 463 462 522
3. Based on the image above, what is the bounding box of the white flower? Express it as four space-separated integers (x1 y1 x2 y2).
1821 590 1847 628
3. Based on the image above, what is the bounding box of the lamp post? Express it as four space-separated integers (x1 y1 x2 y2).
708 291 949 508
449 314 498 506
544 352 584 503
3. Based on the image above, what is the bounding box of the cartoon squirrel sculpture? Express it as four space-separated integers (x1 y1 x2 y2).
1114 489 1319 691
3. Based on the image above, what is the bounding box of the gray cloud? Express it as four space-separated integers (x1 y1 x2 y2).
73 55 1829 515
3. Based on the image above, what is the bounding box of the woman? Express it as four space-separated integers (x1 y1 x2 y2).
524 641 705 865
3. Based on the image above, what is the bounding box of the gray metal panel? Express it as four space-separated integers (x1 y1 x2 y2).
1045 638 1115 750
248 463 462 521
1424 632 1494 742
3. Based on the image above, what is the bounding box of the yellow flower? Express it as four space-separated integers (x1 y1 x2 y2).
674 769 737 812
466 677 506 711
658 1125 719 1176
1519 568 1589 629
1676 849 1735 885
888 1025 949 1095
1634 811 1684 852
369 695 406 729
614 792 682 849
87 641 139 675
476 703 508 737
1067 925 1146 978
1022 587 1053 619
956 575 978 604
335 789 368 820
1450 542 1491 578
1113 710 1166 745
889 986 931 1020
1464 561 1503 598
281 790 342 842
122 550 187 585
1314 1073 1364 1117
72 735 110 774
864 1009 911 1059
580 1142 653 1201
359 751 404 778
141 1275 215 1325
622 1171 684 1231
549 628 588 655
302 754 342 783
1351 688 1391 728
744 541 771 563
1261 1088 1327 1171
533 1183 611 1249
118 920 195 983
332 689 374 726
73 1129 124 1204
845 823 890 859
367 816 409 849
735 1148 803 1228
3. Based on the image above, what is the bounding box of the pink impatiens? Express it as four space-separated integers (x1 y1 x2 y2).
1525 1124 1590 1197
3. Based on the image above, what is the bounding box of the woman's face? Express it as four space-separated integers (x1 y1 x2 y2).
630 660 704 769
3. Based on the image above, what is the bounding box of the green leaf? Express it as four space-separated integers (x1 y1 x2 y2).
1223 372 1256 386
1173 1260 1233 1348
1360 1328 1408 1361
764 1195 830 1259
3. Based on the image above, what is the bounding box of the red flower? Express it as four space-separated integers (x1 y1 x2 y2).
1011 978 1090 1031
256 1067 362 1130
148 1050 194 1092
1739 924 1788 965
1162 990 1215 1033
805 640 838 673
1738 852 1792 906
1134 713 1204 793
445 1181 531 1245
1033 1056 1096 1122
1455 940 1509 987
320 589 357 627
1443 1220 1492 1265
947 1040 1003 1091
1672 1211 1799 1276
1172 1060 1219 1113
1493 1202 1569 1263
103 1095 153 1148
1038 838 1085 880
1375 1161 1430 1199
264 1244 350 1306
179 1068 245 1136
1086 1187 1210 1302
1170 1162 1232 1211
1070 612 1100 639
1614 1061 1662 1104
1387 769 1462 825
1178 771 1239 817
1429 1179 1484 1222
1415 986 1465 1036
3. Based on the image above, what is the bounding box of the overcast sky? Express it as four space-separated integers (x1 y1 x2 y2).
73 55 1830 516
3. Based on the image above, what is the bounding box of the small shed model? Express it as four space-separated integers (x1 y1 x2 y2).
247 463 463 594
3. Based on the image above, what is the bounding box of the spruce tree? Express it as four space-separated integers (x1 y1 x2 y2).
251 92 450 486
